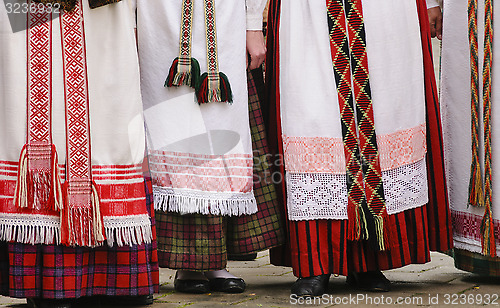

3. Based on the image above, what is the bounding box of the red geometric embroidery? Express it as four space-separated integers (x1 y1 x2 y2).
60 1 92 193
27 6 52 146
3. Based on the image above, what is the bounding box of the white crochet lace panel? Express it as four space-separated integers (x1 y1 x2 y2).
287 158 428 220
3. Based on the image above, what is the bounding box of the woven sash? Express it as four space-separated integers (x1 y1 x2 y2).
15 6 63 213
326 0 387 250
15 0 104 247
165 0 233 104
467 0 496 257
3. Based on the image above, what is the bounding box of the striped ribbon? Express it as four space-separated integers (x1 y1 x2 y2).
166 0 232 104
468 0 496 257
326 0 387 250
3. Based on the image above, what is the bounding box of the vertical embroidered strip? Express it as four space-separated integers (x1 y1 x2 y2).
15 5 63 213
60 0 104 247
326 0 387 250
166 0 232 104
165 0 200 88
467 0 496 257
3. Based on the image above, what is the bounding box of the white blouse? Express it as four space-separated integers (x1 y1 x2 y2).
246 0 267 30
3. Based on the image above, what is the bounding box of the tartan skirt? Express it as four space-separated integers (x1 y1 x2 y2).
454 249 500 277
156 68 284 271
0 179 159 299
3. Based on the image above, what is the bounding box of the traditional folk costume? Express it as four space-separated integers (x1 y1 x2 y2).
266 0 453 291
0 0 158 302
439 0 500 275
137 0 282 277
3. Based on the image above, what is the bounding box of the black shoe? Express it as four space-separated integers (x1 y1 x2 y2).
208 278 246 293
228 253 258 261
291 274 330 297
27 298 72 308
174 277 210 294
98 294 154 306
347 271 391 292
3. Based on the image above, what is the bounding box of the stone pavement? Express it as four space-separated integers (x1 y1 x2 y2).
0 250 499 308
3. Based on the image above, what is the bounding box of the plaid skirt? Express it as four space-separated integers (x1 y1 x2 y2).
454 249 500 277
156 68 284 271
0 179 159 299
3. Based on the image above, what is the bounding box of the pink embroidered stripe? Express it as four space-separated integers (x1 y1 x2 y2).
284 124 426 174
149 151 253 193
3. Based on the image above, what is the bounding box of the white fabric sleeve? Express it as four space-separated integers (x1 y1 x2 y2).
245 0 267 30
426 0 442 9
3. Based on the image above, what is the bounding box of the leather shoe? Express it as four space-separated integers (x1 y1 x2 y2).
208 278 246 293
27 298 72 308
347 271 391 292
174 277 210 294
291 274 330 296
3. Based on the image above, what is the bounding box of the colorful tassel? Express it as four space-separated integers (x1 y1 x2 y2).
165 57 201 89
347 201 368 242
468 165 484 207
196 72 233 104
480 206 497 257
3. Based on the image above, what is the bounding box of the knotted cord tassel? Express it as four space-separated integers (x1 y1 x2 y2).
60 181 105 247
373 215 388 251
468 165 484 207
14 144 63 211
480 206 496 257
14 145 28 209
347 201 368 241
196 72 233 104
165 57 201 89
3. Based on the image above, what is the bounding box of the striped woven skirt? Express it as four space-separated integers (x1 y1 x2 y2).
454 249 500 277
273 206 430 278
0 178 159 299
156 69 284 271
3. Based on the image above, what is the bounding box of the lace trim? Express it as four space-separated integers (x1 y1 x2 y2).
153 186 258 216
287 159 428 220
103 214 152 247
0 214 60 244
0 213 152 247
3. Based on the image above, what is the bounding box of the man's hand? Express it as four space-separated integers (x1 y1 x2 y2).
246 30 266 70
428 7 443 40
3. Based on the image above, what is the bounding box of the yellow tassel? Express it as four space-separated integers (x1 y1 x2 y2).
359 205 369 241
14 145 28 209
51 145 63 211
374 216 386 251
469 166 484 207
91 183 105 244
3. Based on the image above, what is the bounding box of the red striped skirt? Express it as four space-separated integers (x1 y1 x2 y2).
286 205 430 278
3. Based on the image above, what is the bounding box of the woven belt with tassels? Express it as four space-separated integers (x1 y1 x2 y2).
326 0 388 251
15 0 105 247
165 0 233 104
467 0 496 257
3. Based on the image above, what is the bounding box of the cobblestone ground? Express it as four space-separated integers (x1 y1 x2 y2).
1 251 499 307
